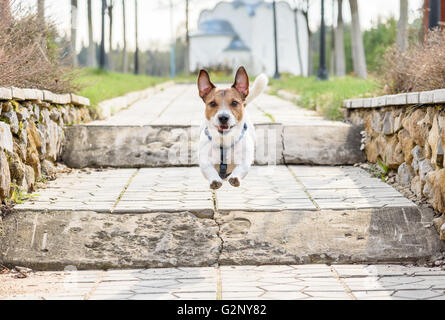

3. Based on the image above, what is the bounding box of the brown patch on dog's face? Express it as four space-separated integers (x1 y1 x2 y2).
202 88 245 121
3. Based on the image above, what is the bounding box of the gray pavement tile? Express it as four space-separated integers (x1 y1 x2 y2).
392 289 445 300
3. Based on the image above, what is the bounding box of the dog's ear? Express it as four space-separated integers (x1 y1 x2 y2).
197 70 215 99
232 66 249 98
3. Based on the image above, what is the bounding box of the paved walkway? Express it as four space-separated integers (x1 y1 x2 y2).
15 166 413 213
1 265 445 300
88 84 341 126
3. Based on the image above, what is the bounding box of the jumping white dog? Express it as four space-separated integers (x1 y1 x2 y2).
197 66 268 189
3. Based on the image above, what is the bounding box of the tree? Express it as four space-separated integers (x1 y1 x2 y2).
335 0 346 76
122 0 128 73
329 0 335 75
99 0 106 69
349 0 367 78
298 0 314 76
134 0 139 74
71 0 78 67
107 0 114 70
184 0 190 75
396 0 408 51
87 0 95 67
37 0 45 23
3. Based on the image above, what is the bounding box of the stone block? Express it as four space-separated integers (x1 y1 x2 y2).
0 122 13 153
283 124 365 165
363 98 372 108
407 92 420 104
373 96 387 107
11 87 26 100
0 150 10 199
42 90 57 103
254 124 284 165
0 211 220 270
0 87 12 100
433 89 445 104
217 207 444 265
351 99 364 109
397 162 415 186
419 90 434 104
52 94 71 105
22 88 42 101
70 94 90 106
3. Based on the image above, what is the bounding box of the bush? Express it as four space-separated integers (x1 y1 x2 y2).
0 7 77 93
381 29 445 94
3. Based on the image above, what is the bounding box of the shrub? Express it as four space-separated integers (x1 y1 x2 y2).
0 6 78 93
381 29 445 94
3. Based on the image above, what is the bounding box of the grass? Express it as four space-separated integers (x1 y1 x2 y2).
76 68 169 108
270 75 380 120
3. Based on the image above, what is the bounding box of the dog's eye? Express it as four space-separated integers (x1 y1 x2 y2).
231 101 239 107
209 101 217 107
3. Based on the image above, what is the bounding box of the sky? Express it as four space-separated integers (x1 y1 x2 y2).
17 0 424 52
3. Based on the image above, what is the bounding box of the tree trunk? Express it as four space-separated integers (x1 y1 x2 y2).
71 0 78 67
122 0 128 73
87 0 95 67
397 0 409 51
335 0 346 76
134 0 139 74
37 0 45 23
349 0 367 79
108 0 114 71
184 0 190 75
302 9 313 76
329 0 335 76
99 0 106 69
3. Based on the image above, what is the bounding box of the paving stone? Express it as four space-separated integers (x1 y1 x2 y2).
353 291 395 300
4 264 445 300
303 291 351 299
392 289 445 300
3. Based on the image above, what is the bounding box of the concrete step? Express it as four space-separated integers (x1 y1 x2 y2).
60 84 365 168
1 166 442 270
61 123 364 168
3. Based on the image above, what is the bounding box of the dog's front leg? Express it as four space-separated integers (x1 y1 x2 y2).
200 163 223 190
228 163 250 187
199 138 223 190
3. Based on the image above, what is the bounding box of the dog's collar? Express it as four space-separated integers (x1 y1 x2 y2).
204 122 248 148
204 123 248 179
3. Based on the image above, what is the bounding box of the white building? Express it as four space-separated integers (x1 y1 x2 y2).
189 0 309 77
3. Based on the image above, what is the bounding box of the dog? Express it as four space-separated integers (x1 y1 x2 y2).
197 66 268 190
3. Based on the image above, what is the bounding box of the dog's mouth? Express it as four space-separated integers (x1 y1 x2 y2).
217 124 233 133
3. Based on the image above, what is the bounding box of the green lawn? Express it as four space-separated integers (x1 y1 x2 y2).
270 75 379 120
76 68 169 108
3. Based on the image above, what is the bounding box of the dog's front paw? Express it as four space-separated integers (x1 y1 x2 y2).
229 176 240 187
210 180 222 190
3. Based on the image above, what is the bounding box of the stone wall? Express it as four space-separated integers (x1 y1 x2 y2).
0 88 92 202
344 89 445 240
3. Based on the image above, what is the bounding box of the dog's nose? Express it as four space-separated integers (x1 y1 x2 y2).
218 114 229 124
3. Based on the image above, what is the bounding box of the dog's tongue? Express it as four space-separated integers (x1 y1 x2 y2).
218 125 229 132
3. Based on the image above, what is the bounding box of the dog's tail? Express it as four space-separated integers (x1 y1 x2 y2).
246 73 268 105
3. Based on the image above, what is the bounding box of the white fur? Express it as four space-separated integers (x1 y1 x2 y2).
246 73 268 105
198 74 268 189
